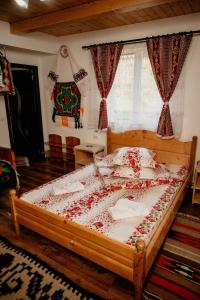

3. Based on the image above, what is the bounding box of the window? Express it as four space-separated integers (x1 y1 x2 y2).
88 43 185 137
107 44 162 132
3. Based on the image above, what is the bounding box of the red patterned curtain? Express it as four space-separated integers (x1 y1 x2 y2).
90 44 123 129
147 34 192 138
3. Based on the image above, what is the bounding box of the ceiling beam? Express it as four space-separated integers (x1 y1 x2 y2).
11 0 175 34
117 0 177 13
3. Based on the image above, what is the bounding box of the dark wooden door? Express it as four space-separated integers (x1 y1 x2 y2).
5 64 44 162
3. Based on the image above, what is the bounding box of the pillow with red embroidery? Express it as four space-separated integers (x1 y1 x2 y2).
111 166 140 178
98 167 113 177
94 154 114 168
112 163 170 179
113 147 156 168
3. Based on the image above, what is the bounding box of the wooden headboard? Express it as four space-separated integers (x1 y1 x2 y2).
107 128 197 174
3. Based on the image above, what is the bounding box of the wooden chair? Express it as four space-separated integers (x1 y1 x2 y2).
47 134 63 159
65 136 80 163
0 146 16 170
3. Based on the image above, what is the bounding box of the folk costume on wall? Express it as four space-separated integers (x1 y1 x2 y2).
48 45 88 128
0 48 15 96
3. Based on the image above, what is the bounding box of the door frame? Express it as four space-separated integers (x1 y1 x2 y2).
4 63 44 158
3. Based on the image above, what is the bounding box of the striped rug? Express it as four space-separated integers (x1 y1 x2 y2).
143 213 200 300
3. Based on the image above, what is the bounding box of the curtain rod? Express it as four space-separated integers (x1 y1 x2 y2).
82 29 200 49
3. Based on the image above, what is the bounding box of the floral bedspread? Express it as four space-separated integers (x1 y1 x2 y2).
22 155 188 246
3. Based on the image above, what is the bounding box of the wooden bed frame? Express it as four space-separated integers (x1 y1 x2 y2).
9 130 197 300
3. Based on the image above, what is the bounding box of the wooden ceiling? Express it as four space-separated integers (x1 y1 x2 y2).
0 0 200 37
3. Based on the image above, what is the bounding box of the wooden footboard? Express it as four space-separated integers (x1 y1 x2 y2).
10 189 146 299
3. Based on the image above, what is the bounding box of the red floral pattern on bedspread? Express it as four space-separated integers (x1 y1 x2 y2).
62 184 122 220
23 159 188 247
126 166 188 245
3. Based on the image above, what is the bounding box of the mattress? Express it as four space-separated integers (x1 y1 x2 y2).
21 155 188 246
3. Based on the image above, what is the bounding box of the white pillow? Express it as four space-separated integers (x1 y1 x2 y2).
112 166 139 178
94 154 114 168
113 147 156 168
140 168 157 179
112 164 170 180
98 167 113 177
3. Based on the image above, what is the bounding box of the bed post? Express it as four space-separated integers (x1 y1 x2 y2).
133 239 145 300
189 136 197 184
9 189 20 236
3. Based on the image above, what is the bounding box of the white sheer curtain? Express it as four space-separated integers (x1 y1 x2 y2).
88 43 185 138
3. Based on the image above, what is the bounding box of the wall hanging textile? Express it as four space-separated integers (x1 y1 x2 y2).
147 33 192 139
52 81 82 129
90 44 123 130
0 48 15 96
48 45 88 128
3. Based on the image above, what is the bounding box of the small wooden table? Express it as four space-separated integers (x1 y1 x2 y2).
192 163 200 204
74 144 104 169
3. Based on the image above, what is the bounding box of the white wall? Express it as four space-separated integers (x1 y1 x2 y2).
0 49 56 147
181 36 200 162
0 98 10 147
0 14 200 161
54 12 200 160
0 21 58 54
0 21 58 147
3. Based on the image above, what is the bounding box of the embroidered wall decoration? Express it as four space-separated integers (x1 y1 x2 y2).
48 45 88 128
73 68 88 83
52 82 82 128
0 54 15 96
48 70 58 82
59 45 68 58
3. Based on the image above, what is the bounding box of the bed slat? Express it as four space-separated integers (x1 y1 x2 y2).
17 213 134 281
16 198 134 259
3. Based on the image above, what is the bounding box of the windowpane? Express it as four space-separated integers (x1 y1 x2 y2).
107 44 162 131
108 54 135 121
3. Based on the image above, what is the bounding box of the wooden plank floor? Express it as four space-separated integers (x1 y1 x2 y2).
0 158 133 300
17 158 75 194
0 158 199 299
